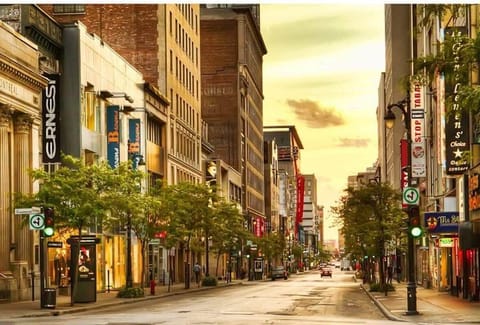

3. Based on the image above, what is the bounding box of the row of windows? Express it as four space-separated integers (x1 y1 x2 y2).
172 19 199 66
229 182 242 204
171 52 199 99
247 192 264 215
172 165 200 185
175 93 199 132
170 123 200 166
147 118 163 146
175 4 198 35
53 4 85 13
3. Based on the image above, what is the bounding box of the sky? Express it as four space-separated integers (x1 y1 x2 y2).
260 4 386 242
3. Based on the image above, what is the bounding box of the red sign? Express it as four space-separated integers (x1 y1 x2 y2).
400 139 409 209
296 175 305 223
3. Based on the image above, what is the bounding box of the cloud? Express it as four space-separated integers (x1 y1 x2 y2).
286 99 345 128
337 138 370 147
262 4 385 64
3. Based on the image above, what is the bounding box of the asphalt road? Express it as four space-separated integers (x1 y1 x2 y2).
4 270 407 325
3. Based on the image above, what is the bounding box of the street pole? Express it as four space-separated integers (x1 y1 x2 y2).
205 229 210 277
387 91 418 315
126 215 132 288
39 231 45 308
404 92 418 316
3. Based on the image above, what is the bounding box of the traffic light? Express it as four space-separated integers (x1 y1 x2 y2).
407 205 423 238
43 208 55 237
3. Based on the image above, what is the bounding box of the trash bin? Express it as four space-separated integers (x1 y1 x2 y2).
42 288 56 309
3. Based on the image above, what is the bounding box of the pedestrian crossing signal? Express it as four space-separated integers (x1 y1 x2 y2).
43 208 55 237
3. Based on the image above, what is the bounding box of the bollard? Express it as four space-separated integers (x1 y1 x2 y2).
150 279 156 295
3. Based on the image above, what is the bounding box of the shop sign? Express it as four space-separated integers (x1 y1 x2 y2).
424 211 459 233
439 238 454 248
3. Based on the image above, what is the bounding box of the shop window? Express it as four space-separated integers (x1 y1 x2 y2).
53 4 85 14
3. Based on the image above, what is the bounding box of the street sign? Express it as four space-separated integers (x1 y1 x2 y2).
29 213 45 230
403 187 419 205
47 241 63 248
15 207 42 215
15 208 33 215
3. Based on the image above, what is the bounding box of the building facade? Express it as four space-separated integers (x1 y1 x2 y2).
200 5 267 232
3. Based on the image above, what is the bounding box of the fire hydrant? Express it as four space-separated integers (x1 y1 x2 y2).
150 279 156 295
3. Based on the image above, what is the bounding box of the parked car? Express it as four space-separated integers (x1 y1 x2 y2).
271 265 288 280
320 267 332 278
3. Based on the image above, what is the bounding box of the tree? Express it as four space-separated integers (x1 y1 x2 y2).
159 182 214 288
101 161 145 289
331 182 404 292
255 232 285 273
207 198 249 278
14 155 113 306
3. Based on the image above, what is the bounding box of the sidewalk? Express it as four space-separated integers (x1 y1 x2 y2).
0 279 244 320
363 282 480 324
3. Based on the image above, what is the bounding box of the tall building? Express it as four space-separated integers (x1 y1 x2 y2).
264 125 304 241
200 5 267 230
383 4 412 188
39 3 203 284
302 174 319 262
0 18 49 301
39 4 202 186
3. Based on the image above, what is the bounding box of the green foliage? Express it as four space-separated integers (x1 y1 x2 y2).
369 282 395 292
117 286 145 298
14 155 113 233
255 232 286 263
331 182 404 260
201 276 218 287
412 5 480 117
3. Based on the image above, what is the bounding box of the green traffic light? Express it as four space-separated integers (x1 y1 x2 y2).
43 227 54 237
410 226 422 238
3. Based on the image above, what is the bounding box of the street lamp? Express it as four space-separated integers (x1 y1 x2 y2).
385 92 419 315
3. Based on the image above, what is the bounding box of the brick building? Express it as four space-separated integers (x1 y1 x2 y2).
200 5 267 231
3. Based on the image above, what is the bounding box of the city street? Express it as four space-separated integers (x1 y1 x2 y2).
0 270 403 325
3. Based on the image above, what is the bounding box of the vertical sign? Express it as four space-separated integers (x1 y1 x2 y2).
296 174 305 224
410 82 426 177
400 139 409 209
445 27 469 174
42 73 60 163
128 119 141 157
128 118 141 169
106 105 120 168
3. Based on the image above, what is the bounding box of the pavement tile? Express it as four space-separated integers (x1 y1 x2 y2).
363 282 480 324
0 280 242 320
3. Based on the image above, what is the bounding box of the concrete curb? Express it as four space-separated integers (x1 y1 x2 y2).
360 284 407 322
17 281 244 318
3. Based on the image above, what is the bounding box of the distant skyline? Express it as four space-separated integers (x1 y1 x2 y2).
260 4 386 241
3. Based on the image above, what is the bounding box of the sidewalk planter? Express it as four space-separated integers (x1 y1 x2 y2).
201 276 218 287
117 287 145 298
369 283 395 292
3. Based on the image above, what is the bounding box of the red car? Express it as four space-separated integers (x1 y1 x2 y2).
321 267 332 278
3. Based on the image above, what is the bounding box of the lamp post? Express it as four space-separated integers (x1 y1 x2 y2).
385 92 418 315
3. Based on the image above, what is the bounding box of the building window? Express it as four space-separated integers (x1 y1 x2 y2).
53 4 85 13
82 88 98 132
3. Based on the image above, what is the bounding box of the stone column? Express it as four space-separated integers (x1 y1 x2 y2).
0 105 12 272
14 113 32 262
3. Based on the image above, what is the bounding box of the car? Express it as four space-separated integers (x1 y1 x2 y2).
271 265 288 280
318 263 327 269
320 267 332 278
